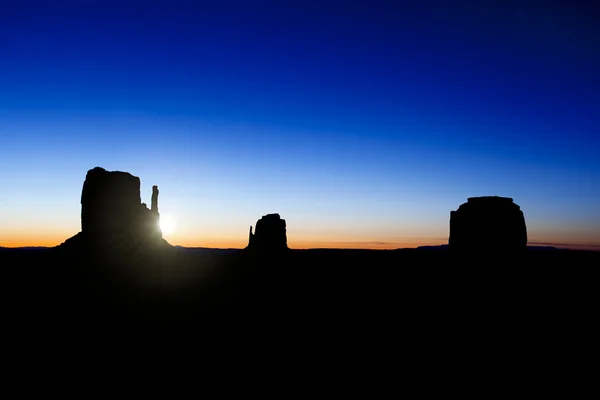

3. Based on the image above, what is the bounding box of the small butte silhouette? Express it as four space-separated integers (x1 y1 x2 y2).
247 213 288 252
1 166 598 337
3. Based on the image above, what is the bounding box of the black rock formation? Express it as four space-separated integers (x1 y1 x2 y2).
151 185 159 215
247 213 288 251
80 166 162 237
449 196 527 255
57 167 169 263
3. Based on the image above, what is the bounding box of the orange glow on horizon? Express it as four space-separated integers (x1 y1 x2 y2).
2 232 600 251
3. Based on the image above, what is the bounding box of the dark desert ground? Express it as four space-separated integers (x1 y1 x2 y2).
1 167 598 338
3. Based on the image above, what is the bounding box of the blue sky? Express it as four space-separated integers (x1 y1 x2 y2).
1 0 599 248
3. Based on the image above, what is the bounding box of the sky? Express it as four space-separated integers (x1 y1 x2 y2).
1 0 599 250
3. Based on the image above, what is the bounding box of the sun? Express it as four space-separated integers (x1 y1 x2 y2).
159 214 176 235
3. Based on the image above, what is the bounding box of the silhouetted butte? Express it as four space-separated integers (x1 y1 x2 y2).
59 166 169 253
449 196 527 255
247 213 288 253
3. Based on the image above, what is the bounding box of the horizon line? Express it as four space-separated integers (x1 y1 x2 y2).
2 242 600 252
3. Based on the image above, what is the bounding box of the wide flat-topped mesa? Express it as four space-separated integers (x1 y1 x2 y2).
247 213 288 251
80 167 161 237
449 196 527 255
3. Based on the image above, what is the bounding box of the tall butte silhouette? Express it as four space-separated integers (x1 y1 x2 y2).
58 167 170 262
246 213 288 253
449 196 527 256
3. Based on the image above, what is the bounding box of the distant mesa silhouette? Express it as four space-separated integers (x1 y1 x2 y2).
449 196 527 255
247 213 288 252
59 166 168 251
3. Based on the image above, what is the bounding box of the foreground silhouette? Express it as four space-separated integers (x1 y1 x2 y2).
1 166 599 338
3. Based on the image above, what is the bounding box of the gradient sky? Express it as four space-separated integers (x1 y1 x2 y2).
1 0 599 249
